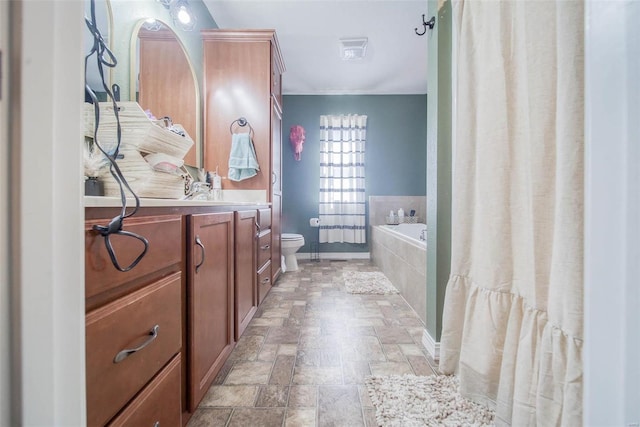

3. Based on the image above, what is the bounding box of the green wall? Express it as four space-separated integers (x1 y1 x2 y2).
426 0 453 342
281 95 427 254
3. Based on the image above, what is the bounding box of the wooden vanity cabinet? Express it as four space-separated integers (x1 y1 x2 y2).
186 212 235 412
85 205 276 425
234 210 258 340
84 215 184 427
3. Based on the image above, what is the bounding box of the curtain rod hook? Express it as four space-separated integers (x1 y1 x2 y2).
415 14 436 36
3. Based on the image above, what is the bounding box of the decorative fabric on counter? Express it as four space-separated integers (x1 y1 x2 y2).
228 133 260 181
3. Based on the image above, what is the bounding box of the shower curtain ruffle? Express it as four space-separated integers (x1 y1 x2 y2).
440 274 583 426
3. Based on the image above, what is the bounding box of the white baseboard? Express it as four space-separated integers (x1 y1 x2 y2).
296 252 371 260
422 329 440 361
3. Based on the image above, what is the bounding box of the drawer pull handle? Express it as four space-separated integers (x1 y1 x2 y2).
262 278 270 284
195 235 205 273
261 244 271 251
153 422 160 427
114 325 159 363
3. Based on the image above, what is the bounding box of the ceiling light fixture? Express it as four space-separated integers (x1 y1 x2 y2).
339 37 368 61
156 0 197 31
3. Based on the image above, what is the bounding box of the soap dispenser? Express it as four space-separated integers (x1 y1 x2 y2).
208 166 222 201
398 208 405 223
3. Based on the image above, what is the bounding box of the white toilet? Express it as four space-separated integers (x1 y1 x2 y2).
281 233 305 272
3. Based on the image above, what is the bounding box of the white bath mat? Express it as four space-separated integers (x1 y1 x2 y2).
365 374 495 427
342 271 399 295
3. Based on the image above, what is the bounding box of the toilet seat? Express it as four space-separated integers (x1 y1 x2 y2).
282 233 303 241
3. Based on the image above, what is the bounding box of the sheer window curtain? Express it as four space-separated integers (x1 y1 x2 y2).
318 115 367 244
439 1 584 426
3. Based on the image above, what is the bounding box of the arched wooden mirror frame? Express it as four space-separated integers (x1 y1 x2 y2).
129 18 202 168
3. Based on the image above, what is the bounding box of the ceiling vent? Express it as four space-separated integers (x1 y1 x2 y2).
339 37 368 61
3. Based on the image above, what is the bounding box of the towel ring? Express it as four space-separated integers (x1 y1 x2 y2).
230 117 255 138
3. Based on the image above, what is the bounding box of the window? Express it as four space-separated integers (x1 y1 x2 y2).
318 114 367 244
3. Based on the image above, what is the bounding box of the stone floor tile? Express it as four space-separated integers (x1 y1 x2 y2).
186 408 232 427
251 317 285 327
398 343 426 356
288 385 318 407
342 360 372 384
381 344 407 362
199 385 258 407
256 385 290 407
317 385 364 427
225 361 273 385
358 385 373 408
228 335 264 361
407 355 436 376
277 344 298 356
227 408 286 427
292 366 343 385
369 361 414 376
265 326 301 344
242 325 270 336
257 343 279 362
363 408 378 427
295 349 341 367
285 408 317 427
374 326 415 344
212 356 235 385
269 355 295 385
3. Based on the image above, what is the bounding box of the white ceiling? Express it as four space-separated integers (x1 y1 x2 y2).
202 0 430 95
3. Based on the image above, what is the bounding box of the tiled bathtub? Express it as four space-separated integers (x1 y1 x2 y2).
370 224 427 324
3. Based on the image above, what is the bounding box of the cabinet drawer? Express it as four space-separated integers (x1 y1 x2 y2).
86 273 182 427
107 354 182 427
257 208 271 230
257 260 272 304
257 230 272 268
85 215 183 300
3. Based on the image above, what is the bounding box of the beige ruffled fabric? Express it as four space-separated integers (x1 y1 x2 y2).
439 1 584 425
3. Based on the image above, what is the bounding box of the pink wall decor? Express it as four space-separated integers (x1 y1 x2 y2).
289 125 306 161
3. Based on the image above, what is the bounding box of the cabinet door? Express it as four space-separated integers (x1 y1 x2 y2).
234 210 258 340
271 193 282 283
271 99 283 282
187 212 235 412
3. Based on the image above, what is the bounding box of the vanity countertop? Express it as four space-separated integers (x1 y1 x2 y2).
85 196 270 208
85 188 270 208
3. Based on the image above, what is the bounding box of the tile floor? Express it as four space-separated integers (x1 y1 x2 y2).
187 260 439 427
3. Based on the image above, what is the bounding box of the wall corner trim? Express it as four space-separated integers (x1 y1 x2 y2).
421 328 440 361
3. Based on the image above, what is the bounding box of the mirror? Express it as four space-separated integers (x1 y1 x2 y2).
130 19 201 167
84 0 113 100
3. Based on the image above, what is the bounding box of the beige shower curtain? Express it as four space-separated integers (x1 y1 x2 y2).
439 1 584 425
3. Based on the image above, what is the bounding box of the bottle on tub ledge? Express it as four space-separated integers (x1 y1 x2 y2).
397 208 405 223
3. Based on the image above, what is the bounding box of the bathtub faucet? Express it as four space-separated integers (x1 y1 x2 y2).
419 229 427 241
